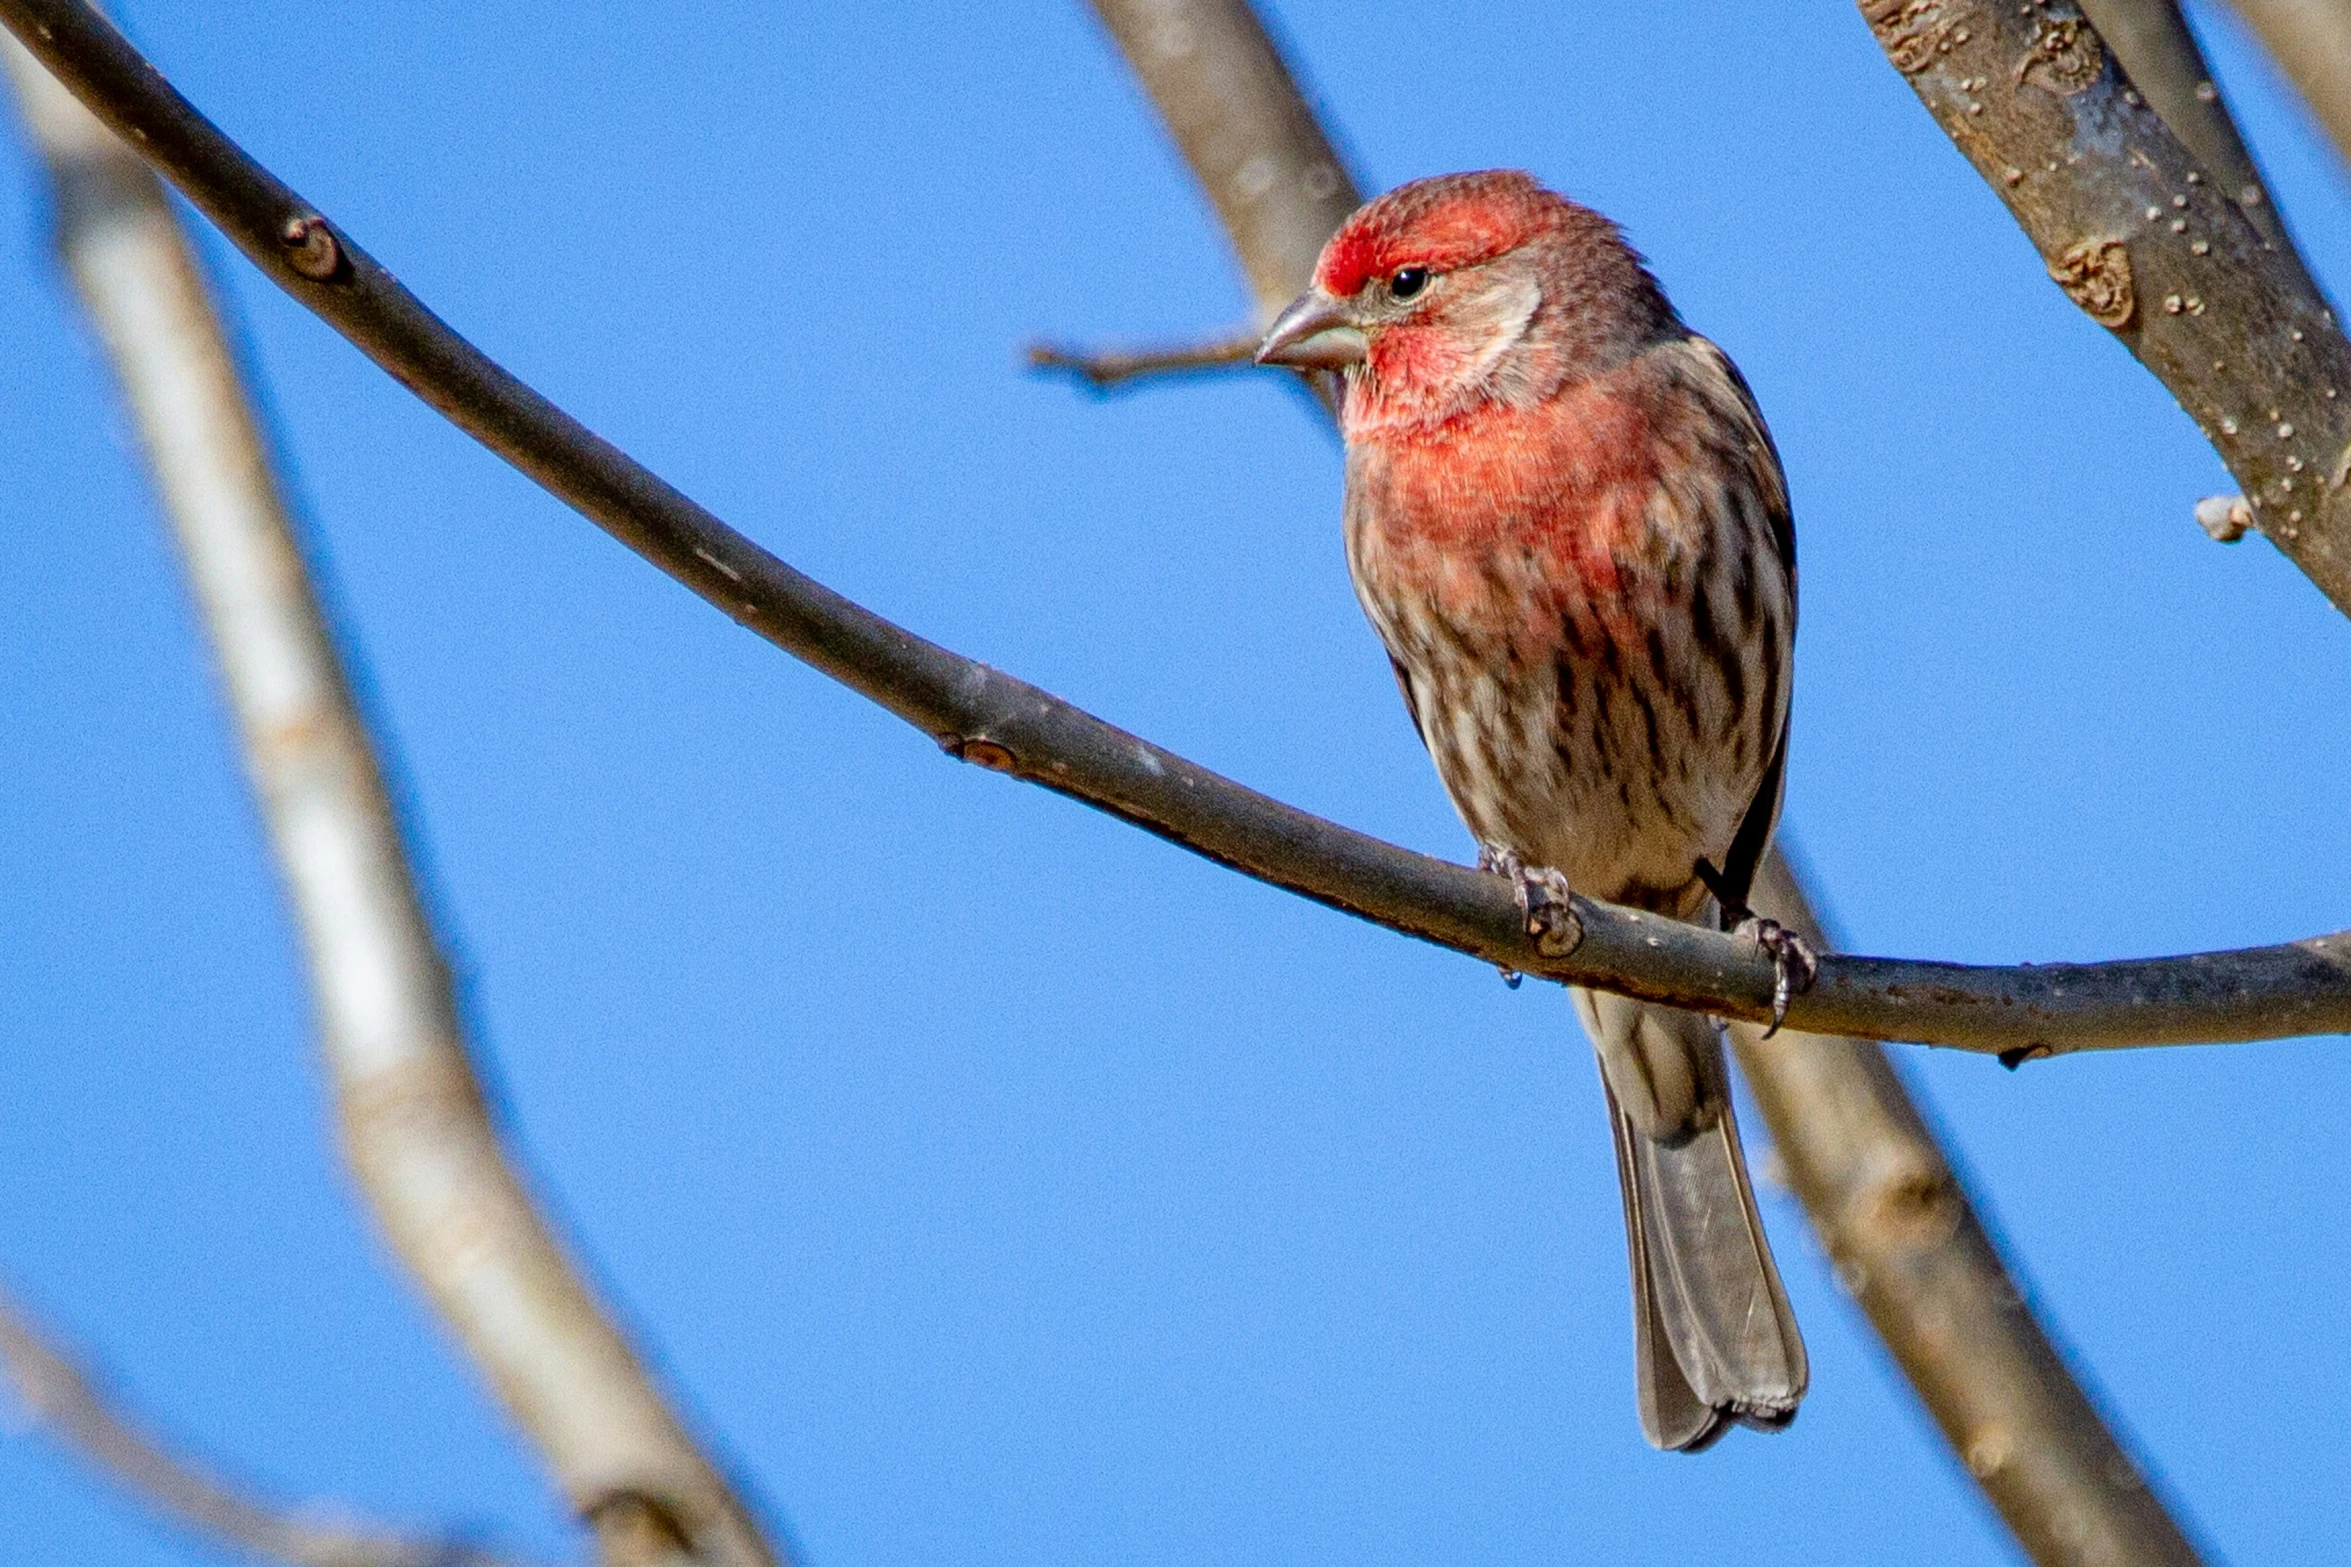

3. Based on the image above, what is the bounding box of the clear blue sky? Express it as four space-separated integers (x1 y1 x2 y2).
4 3 2347 1562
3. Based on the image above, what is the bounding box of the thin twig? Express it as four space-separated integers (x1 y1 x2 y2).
1026 331 1261 390
7 0 2351 1057
1727 860 2205 1566
1 33 783 1567
1857 0 2351 614
0 1285 529 1567
2078 0 2306 266
1077 3 2208 1561
2220 0 2351 176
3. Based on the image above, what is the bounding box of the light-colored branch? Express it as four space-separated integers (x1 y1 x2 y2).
1077 3 2207 1560
8 0 2351 1059
1727 861 2205 1566
1084 0 1359 325
2 35 782 1567
2078 0 2305 265
1857 0 2351 615
1026 330 1261 389
2221 0 2351 175
0 1284 527 1567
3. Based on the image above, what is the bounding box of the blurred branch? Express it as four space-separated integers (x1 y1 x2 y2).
1084 0 1359 324
2221 0 2351 175
10 0 2351 1058
1077 1 2207 1560
1026 329 1260 389
1858 0 2351 618
2078 0 2304 265
0 1284 524 1567
2 34 782 1567
1728 861 2204 1566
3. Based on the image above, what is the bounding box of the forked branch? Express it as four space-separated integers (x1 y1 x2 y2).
5 0 2348 1057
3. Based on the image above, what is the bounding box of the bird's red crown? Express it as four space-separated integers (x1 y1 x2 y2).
1314 169 1571 298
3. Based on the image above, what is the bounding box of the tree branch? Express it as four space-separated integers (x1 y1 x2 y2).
2219 0 2351 174
1857 0 2351 617
1083 0 1360 325
1727 861 2204 1566
2077 0 2304 265
1026 330 1262 389
1 33 783 1567
1075 2 2207 1560
0 1284 529 1567
5 0 2349 1058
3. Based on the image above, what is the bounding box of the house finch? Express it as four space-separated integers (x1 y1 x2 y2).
1258 170 1808 1450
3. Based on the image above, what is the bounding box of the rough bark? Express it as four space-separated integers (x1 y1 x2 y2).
1858 0 2351 614
2077 0 2302 262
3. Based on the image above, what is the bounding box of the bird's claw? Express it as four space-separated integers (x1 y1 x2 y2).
1480 845 1584 960
1736 916 1818 1037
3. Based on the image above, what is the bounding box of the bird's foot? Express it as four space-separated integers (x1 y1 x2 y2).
1735 915 1818 1037
1479 845 1584 962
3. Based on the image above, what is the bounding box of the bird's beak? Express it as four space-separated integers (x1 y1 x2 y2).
1257 289 1368 369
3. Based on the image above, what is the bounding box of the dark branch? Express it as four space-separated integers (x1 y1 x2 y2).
0 1287 531 1567
7 0 2351 1055
1858 0 2351 617
1026 331 1262 390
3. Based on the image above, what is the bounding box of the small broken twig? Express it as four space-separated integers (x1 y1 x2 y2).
1026 331 1262 390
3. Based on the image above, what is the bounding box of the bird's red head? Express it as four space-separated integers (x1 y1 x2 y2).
1260 171 1678 436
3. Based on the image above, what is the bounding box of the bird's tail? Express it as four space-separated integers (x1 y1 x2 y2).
1571 986 1807 1451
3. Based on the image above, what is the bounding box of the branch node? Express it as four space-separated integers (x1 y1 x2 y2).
945 735 1017 772
278 212 345 282
2194 493 2253 543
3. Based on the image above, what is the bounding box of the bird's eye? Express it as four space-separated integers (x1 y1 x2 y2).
1387 266 1430 301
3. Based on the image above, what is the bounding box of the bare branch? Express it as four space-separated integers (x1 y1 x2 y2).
1026 330 1261 389
2220 0 2351 174
2078 0 2305 265
8 0 2351 1058
1858 0 2351 618
0 1285 527 1567
1727 859 2205 1567
2 33 783 1567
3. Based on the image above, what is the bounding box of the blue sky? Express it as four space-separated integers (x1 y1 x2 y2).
3 2 2348 1562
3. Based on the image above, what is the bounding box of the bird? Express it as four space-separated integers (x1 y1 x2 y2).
1256 170 1809 1450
